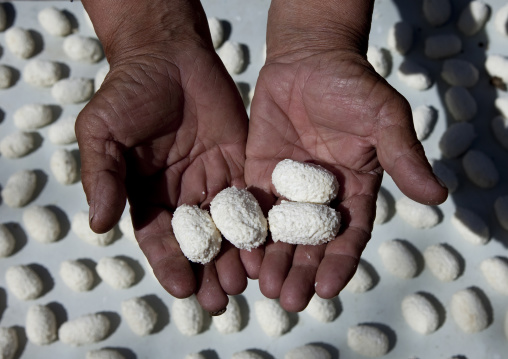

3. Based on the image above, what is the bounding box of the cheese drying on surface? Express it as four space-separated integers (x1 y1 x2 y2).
268 201 340 245
285 344 331 359
208 17 224 49
172 296 204 336
344 260 375 293
0 327 18 359
22 205 61 243
25 304 57 345
217 41 245 74
23 59 62 87
1 170 37 208
395 196 440 229
450 288 489 333
86 349 125 359
378 239 418 279
451 207 490 245
445 86 477 122
367 46 391 78
96 257 136 289
304 295 337 323
0 131 36 159
50 148 79 185
401 293 439 334
480 257 508 296
5 27 35 58
59 313 110 346
441 59 479 88
431 159 458 193
14 104 53 130
38 7 71 36
424 34 462 59
63 35 103 63
72 211 115 246
462 150 499 188
485 55 508 84
439 122 476 158
172 204 221 264
5 264 44 300
212 295 242 334
51 77 94 104
494 196 508 230
387 21 413 55
397 60 432 91
0 224 16 258
347 324 389 357
48 116 77 145
59 260 95 292
423 244 461 282
457 1 490 36
121 297 158 336
255 299 290 337
423 0 451 26
210 187 267 250
413 105 437 140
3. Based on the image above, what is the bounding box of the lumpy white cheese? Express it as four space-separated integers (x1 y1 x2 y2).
172 205 221 264
172 296 204 336
25 304 57 345
0 131 36 159
387 21 413 55
51 77 94 104
285 344 331 359
0 65 13 88
255 299 290 337
401 293 439 334
0 327 18 359
59 313 110 346
423 244 461 282
395 196 440 229
86 349 125 359
63 35 103 63
1 170 37 208
212 295 242 334
304 295 337 323
217 41 245 74
439 122 476 158
210 187 267 250
457 1 490 36
272 159 339 204
462 150 499 188
367 46 391 78
5 27 35 58
59 260 95 292
425 34 462 59
490 116 508 150
0 224 16 258
494 3 508 36
38 7 71 36
14 104 53 130
268 201 340 245
445 86 477 122
397 59 432 91
50 148 79 185
431 159 458 193
480 257 508 296
72 211 115 246
441 59 479 88
450 288 489 333
208 17 224 49
378 239 418 279
23 60 62 87
413 105 437 141
494 196 508 230
485 55 508 85
48 116 77 145
96 257 136 289
451 207 490 245
345 260 375 293
23 205 61 243
347 324 389 357
121 297 157 336
423 0 451 26
5 264 44 300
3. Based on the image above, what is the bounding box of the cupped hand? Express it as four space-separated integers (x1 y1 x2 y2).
245 50 447 312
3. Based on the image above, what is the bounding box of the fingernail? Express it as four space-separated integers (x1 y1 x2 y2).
209 308 227 316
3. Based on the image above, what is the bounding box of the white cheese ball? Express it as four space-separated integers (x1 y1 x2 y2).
172 296 204 336
367 46 391 78
423 0 452 26
268 201 340 245
439 122 476 158
0 65 13 88
395 196 440 229
1 170 37 208
23 205 60 243
387 21 413 55
425 34 462 59
304 295 336 323
0 4 6 31
255 299 290 337
445 86 478 122
26 304 57 345
0 327 18 359
401 293 439 334
63 35 103 63
441 59 479 88
52 78 94 104
217 41 245 74
494 196 508 230
485 55 508 84
121 297 157 336
457 1 490 36
119 214 136 241
5 265 43 300
94 64 109 92
50 148 78 185
347 325 389 358
0 224 16 258
48 116 77 145
413 105 437 141
272 159 339 204
495 3 508 36
431 159 458 193
208 17 224 49
38 7 71 37
172 205 221 264
495 97 508 118
397 59 432 91
450 288 489 333
345 261 375 293
23 60 62 87
462 150 499 188
5 27 35 58
59 313 110 346
480 257 508 296
96 257 136 289
232 351 264 359
378 240 418 279
285 345 331 359
14 104 53 130
210 187 267 250
491 116 508 150
212 295 241 334
451 207 490 245
423 244 461 282
59 260 94 292
86 349 125 359
374 187 390 225
0 131 36 159
71 211 115 246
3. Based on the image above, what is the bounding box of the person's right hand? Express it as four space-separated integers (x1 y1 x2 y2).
76 0 249 313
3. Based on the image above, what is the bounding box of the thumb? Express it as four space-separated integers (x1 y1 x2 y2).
375 94 448 205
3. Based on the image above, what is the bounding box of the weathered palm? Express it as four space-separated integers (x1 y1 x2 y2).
246 51 447 311
76 49 249 312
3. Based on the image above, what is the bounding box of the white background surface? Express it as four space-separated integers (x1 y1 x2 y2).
0 1 507 358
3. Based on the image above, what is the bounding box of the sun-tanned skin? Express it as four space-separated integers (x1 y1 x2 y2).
77 0 447 313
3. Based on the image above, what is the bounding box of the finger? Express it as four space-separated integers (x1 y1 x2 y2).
131 205 196 298
194 262 229 313
258 240 295 299
215 241 247 295
279 244 326 312
239 247 264 279
375 94 448 205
